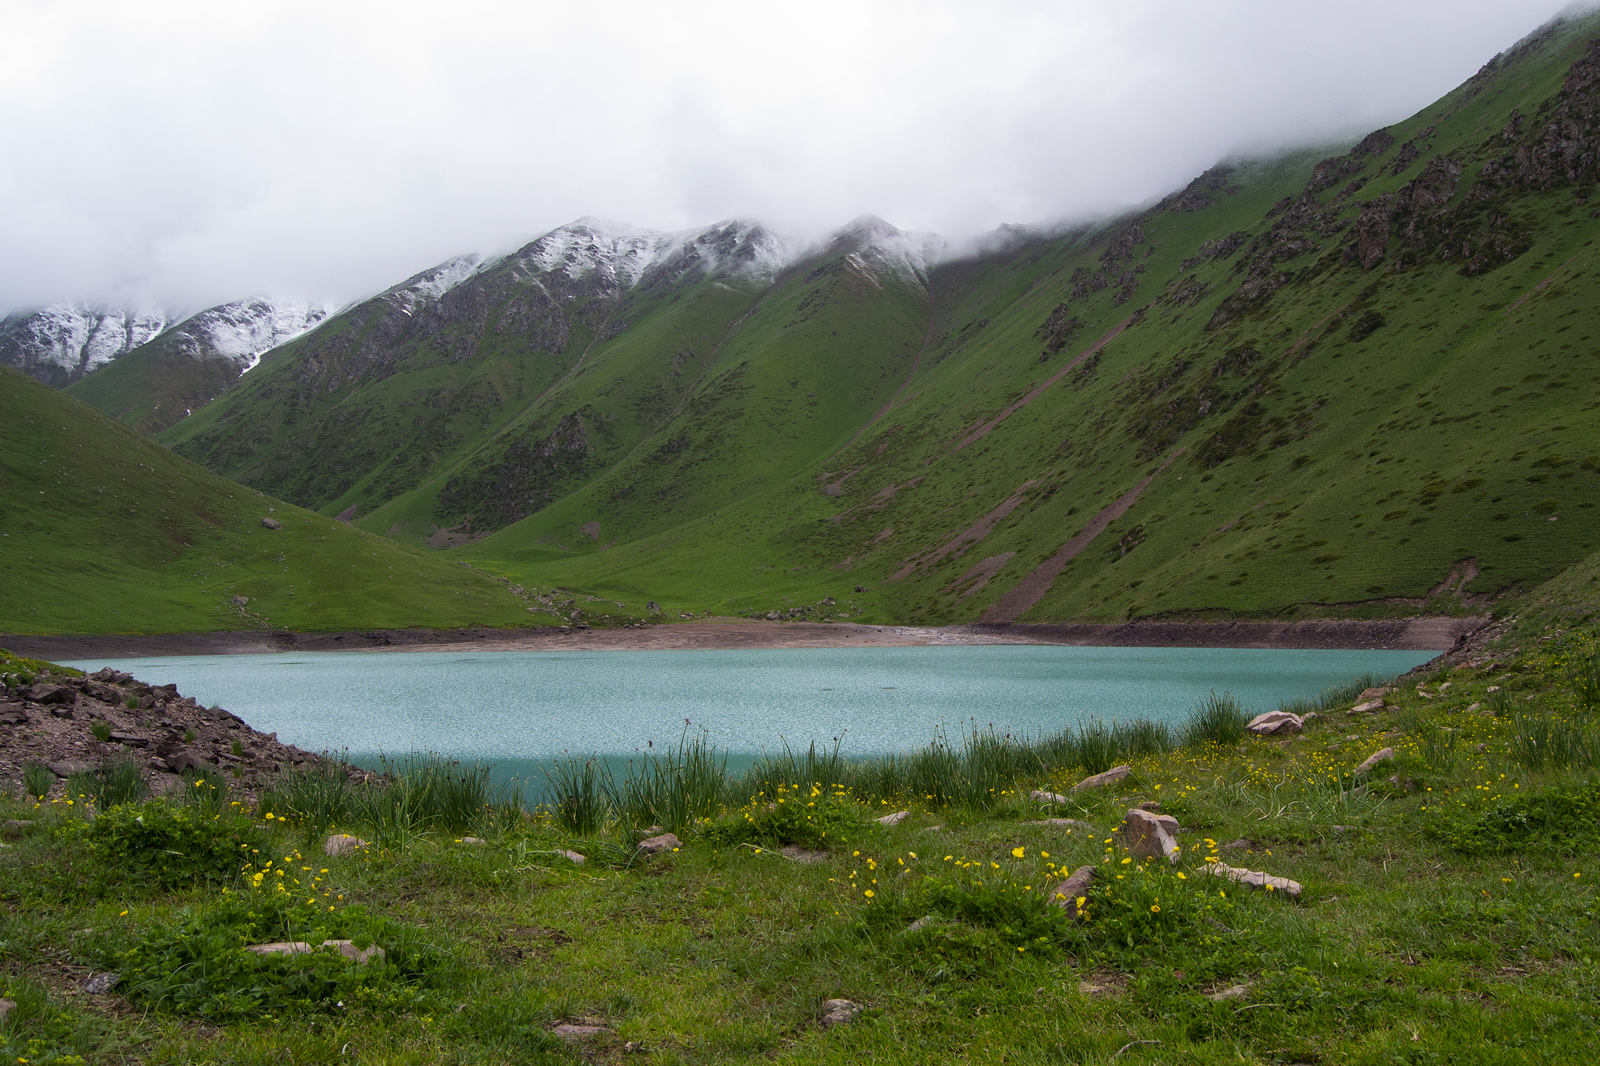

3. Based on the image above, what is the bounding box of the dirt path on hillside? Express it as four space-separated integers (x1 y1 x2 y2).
3 613 1484 662
982 448 1185 623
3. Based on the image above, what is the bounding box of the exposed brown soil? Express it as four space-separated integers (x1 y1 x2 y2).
2 614 1484 662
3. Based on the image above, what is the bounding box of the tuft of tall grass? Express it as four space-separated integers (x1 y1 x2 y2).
260 761 359 835
545 757 609 835
1181 691 1251 747
178 765 232 817
611 728 728 833
1509 710 1600 772
1567 646 1600 715
68 755 149 809
22 761 53 800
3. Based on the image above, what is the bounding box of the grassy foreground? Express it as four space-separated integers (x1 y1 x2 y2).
5 614 1600 1064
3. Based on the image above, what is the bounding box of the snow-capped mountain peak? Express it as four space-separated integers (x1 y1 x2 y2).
0 304 169 384
165 297 340 373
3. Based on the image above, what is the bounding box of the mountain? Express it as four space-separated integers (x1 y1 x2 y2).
63 297 335 434
0 305 168 387
0 365 538 635
123 9 1600 629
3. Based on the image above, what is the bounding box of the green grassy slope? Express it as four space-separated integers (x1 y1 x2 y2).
451 14 1600 624
62 333 243 435
0 367 539 635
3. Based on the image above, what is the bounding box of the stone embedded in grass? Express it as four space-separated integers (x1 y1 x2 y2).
636 832 681 854
246 940 385 963
1208 984 1251 1001
1348 700 1387 716
1030 817 1098 834
324 833 369 857
83 973 120 994
1357 687 1390 702
1050 865 1097 917
559 849 586 865
820 998 862 1028
261 517 283 530
458 837 486 846
1354 747 1396 774
1116 808 1180 864
0 998 12 1020
779 844 828 863
1072 764 1132 791
552 1023 612 1040
1030 789 1070 804
877 810 909 826
1200 861 1302 898
1247 711 1303 736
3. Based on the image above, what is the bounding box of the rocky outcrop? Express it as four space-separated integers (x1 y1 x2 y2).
0 661 332 799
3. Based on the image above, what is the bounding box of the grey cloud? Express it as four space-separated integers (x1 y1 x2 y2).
0 0 1575 316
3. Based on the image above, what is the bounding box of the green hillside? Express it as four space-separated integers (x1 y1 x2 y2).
63 332 244 435
129 12 1600 629
0 366 538 634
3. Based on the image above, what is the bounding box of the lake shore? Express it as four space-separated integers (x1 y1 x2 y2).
1 614 1485 660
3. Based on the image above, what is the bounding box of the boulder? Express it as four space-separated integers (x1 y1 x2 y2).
1200 860 1302 898
24 683 72 704
1072 765 1132 791
1348 700 1386 715
1357 687 1390 701
1247 711 1303 736
1029 789 1069 804
324 834 369 857
83 681 121 704
636 833 681 854
83 973 120 994
1115 808 1180 864
261 517 283 530
108 731 148 748
820 998 862 1028
1301 712 1320 726
876 810 909 826
0 704 28 725
46 760 92 776
1050 865 1097 916
47 705 74 719
1354 747 1396 774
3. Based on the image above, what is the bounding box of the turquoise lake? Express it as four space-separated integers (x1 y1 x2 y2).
67 645 1435 781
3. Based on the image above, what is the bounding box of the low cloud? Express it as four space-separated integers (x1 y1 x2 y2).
0 0 1573 314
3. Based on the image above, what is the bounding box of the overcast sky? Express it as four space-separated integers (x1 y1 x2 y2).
0 0 1576 316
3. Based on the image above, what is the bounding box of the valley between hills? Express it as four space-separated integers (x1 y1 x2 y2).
5 13 1600 640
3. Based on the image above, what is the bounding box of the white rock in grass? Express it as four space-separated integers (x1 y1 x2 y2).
0 998 12 1020
820 999 862 1028
246 939 384 963
876 810 909 826
1030 817 1098 834
458 836 487 846
1348 700 1386 716
82 973 119 994
553 1023 612 1040
1116 808 1180 864
636 832 680 854
1208 984 1251 1001
1354 747 1396 774
324 834 368 857
559 849 586 865
1071 765 1131 791
1200 861 1302 898
1029 789 1069 804
1247 711 1303 736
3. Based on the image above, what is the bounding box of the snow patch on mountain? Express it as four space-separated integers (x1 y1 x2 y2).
0 304 168 383
829 215 946 287
382 253 492 314
166 298 340 372
515 217 793 292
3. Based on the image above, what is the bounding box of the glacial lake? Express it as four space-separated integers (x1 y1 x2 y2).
66 644 1435 784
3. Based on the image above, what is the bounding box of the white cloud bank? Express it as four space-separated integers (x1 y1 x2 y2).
0 0 1575 314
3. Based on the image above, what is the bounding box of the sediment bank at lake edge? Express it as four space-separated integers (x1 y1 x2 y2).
0 614 1486 661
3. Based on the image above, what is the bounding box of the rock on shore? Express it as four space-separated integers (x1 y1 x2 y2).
0 658 332 798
